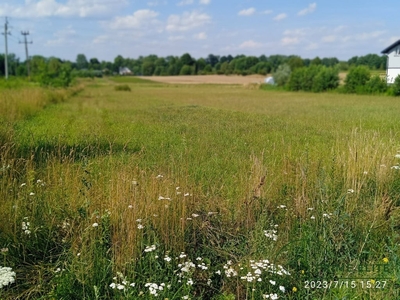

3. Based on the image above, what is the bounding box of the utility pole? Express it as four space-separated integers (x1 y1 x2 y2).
20 31 32 77
2 17 11 79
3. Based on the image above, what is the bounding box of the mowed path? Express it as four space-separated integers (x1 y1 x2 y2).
142 74 267 85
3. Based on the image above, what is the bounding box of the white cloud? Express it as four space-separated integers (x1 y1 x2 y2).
194 32 207 39
239 40 262 49
281 37 299 46
177 0 194 6
166 11 211 32
355 30 385 41
199 0 211 4
283 28 307 36
273 13 287 21
322 35 337 43
298 3 317 16
168 35 185 41
261 10 273 15
1 0 127 18
46 26 77 46
109 10 160 30
238 8 256 16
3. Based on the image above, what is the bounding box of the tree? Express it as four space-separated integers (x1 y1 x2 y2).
287 56 304 71
114 55 125 73
311 56 322 66
76 54 88 70
273 64 291 86
89 58 101 70
180 53 194 66
205 54 219 67
344 66 371 93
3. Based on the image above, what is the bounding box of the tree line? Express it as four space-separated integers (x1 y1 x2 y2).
0 52 387 87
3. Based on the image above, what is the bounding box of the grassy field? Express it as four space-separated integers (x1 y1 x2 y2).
0 77 399 299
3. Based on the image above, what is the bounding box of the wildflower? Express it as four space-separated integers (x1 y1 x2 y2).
192 213 200 218
391 166 400 170
92 223 99 227
20 183 26 187
128 205 133 209
347 189 354 194
395 154 400 158
269 280 276 285
277 205 286 209
307 207 314 211
292 286 297 292
187 278 193 285
0 266 16 288
370 279 375 285
116 284 125 290
164 256 172 262
182 296 189 300
156 174 163 178
137 224 144 229
179 252 187 259
184 193 190 197
215 270 221 275
158 196 171 201
109 282 116 289
144 245 156 252
363 171 368 175
29 192 35 196
383 257 389 263
1 248 8 254
310 215 315 220
279 286 285 293
264 229 278 241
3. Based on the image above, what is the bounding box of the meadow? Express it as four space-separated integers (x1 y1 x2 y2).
0 77 399 299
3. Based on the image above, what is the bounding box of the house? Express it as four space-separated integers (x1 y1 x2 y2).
381 40 400 84
119 66 133 76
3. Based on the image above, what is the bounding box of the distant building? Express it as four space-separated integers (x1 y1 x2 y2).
119 67 133 75
382 40 400 84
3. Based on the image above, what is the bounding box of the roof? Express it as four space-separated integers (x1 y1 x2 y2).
382 39 400 54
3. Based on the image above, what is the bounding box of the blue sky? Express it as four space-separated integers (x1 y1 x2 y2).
0 0 398 62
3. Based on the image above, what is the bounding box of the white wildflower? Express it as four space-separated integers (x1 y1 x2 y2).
92 223 99 227
279 285 285 293
0 266 16 288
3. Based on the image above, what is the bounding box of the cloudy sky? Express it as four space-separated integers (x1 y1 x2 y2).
0 0 398 62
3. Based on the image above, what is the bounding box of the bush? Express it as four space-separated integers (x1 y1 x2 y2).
364 75 387 94
114 84 131 91
287 66 339 92
344 66 371 93
273 64 291 87
390 74 400 96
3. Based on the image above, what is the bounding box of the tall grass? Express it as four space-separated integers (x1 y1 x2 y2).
0 78 399 299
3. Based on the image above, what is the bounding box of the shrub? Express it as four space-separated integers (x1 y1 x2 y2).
364 75 387 94
344 66 371 93
273 64 291 87
287 66 339 92
114 84 131 91
390 74 400 96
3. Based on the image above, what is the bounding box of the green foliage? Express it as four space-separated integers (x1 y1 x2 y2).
344 66 371 93
390 74 400 96
179 64 194 75
364 75 387 94
37 63 74 88
273 64 291 86
114 84 131 91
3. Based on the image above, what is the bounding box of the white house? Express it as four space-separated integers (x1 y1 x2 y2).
381 40 400 84
119 67 133 76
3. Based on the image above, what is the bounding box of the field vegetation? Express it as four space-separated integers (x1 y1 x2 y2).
0 77 399 299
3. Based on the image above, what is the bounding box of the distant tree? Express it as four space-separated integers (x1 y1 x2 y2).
76 54 88 70
273 64 291 86
114 55 125 73
89 58 101 70
196 58 206 73
179 65 193 75
344 66 371 93
311 56 322 66
203 64 213 74
205 54 219 67
287 56 304 71
142 61 156 76
180 53 194 66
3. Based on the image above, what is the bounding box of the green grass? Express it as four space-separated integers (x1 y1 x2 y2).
0 77 399 299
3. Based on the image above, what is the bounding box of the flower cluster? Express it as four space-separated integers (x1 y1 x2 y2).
264 224 279 241
21 217 31 235
109 272 135 291
145 282 165 296
0 266 16 289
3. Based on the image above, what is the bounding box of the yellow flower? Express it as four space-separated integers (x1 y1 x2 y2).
370 279 376 285
301 270 304 274
292 287 298 292
383 257 389 264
